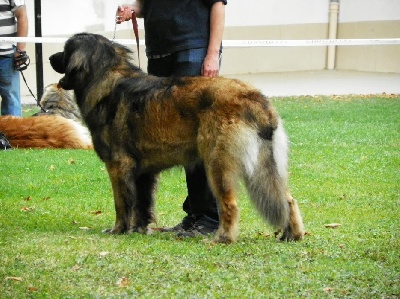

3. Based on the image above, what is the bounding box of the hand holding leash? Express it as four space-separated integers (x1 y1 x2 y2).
14 49 30 71
116 6 133 24
114 6 141 68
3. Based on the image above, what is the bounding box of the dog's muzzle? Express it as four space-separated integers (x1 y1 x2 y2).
49 52 66 74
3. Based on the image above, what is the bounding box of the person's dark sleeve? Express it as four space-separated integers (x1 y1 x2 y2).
203 0 227 6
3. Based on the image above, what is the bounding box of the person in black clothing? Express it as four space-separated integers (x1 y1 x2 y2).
117 0 227 237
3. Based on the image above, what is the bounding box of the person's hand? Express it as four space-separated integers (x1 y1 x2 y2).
202 53 220 77
14 49 29 71
116 6 132 24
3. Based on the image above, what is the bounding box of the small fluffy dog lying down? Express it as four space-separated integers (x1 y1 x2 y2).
0 84 92 149
33 83 84 123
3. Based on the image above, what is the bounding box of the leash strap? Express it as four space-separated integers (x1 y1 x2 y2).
131 10 140 68
20 71 46 113
14 49 46 112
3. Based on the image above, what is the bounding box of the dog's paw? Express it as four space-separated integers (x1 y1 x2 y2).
213 233 234 244
276 227 304 242
129 226 152 235
102 226 126 234
102 228 116 234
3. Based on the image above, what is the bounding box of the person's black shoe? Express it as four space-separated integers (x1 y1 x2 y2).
0 132 12 150
176 216 219 238
161 215 197 233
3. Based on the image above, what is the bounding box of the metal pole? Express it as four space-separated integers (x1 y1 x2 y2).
326 0 340 70
34 0 43 100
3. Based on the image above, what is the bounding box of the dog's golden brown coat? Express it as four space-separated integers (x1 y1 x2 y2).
49 33 304 243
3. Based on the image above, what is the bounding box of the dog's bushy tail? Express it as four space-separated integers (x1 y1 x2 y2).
240 119 290 229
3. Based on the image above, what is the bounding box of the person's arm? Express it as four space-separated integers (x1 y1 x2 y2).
116 0 143 23
14 5 28 52
202 1 225 78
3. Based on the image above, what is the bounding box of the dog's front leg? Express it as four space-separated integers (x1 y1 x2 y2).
130 172 159 234
103 160 136 234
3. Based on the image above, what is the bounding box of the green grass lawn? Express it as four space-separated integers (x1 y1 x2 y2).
1 96 399 298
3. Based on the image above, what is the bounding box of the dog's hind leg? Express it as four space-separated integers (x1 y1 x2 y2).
205 157 240 244
132 173 158 234
103 159 137 234
278 192 304 241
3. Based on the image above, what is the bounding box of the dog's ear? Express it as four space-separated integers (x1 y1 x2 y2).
59 49 89 90
64 48 90 77
52 33 117 90
49 52 65 74
57 40 91 90
50 51 77 90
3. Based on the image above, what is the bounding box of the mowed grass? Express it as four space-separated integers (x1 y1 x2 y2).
0 96 399 298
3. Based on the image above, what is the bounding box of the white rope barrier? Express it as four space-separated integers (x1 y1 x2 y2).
1 37 400 47
223 38 400 48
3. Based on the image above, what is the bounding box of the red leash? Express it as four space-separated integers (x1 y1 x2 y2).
115 8 141 68
131 10 141 68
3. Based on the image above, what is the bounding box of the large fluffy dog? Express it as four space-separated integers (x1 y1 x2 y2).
49 33 304 243
0 84 92 149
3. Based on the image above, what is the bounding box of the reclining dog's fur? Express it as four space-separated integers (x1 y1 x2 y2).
49 33 304 243
0 84 92 149
33 83 84 123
